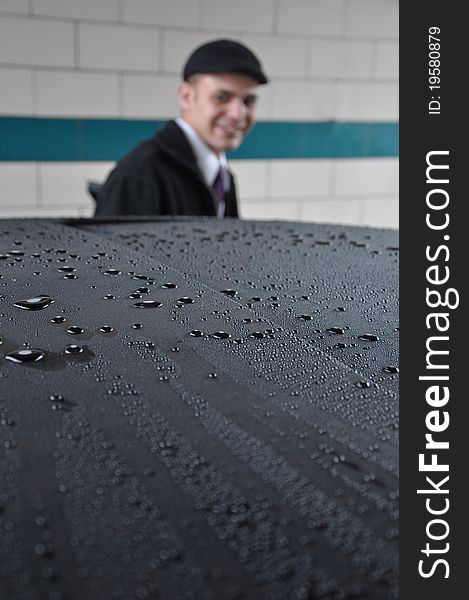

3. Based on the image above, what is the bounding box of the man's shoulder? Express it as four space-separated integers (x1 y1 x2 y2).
117 120 193 172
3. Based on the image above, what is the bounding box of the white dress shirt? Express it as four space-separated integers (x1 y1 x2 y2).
175 117 230 217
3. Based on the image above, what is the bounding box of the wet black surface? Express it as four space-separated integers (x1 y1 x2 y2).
1 217 398 600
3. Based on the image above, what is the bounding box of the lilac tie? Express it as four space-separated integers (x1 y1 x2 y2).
212 166 225 218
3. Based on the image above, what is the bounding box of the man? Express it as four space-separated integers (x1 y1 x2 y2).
94 39 268 218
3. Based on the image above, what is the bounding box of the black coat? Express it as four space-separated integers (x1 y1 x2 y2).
94 120 239 217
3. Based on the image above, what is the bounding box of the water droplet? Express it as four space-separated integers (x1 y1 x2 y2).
327 327 345 335
104 269 121 275
14 295 55 311
136 287 150 294
251 297 262 302
190 330 204 337
221 289 237 297
250 332 264 339
177 297 194 304
5 349 45 363
162 282 177 289
99 326 114 333
356 380 371 388
210 331 231 339
134 300 162 308
104 294 115 300
129 293 142 299
67 326 84 335
208 373 218 378
57 266 76 273
384 366 399 374
132 323 143 329
334 342 347 349
65 345 83 355
299 315 312 321
50 315 67 323
359 333 380 342
63 274 77 279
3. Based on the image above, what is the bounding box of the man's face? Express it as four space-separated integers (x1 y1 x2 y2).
179 73 259 156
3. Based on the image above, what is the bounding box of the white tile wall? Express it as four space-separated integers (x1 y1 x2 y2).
271 81 339 120
202 0 274 34
345 0 398 39
335 158 398 196
301 197 362 225
270 160 332 197
122 0 200 28
277 0 345 36
0 205 89 217
79 23 159 72
336 82 398 120
309 40 373 79
122 74 180 118
0 163 37 207
39 162 114 209
32 0 119 22
375 41 399 79
0 16 74 67
230 160 268 199
0 68 33 114
0 0 29 14
241 35 308 79
36 71 119 117
362 195 398 229
240 198 302 221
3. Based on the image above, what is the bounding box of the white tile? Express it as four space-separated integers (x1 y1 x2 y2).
0 204 84 217
0 16 74 67
122 74 179 118
36 71 119 117
241 35 308 79
345 0 398 38
335 158 398 196
32 0 118 21
0 68 33 114
202 0 274 33
362 195 398 229
336 82 398 120
0 0 29 14
79 23 159 72
162 31 220 74
270 159 332 197
0 163 37 207
271 80 339 120
309 40 373 79
39 162 115 207
122 0 199 28
278 0 345 36
375 41 398 79
250 83 272 120
240 198 301 221
301 197 362 225
229 160 267 199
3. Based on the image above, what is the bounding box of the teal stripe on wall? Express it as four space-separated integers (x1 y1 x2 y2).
0 116 398 161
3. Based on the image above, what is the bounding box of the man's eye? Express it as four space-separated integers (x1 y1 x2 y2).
216 94 230 103
245 97 257 107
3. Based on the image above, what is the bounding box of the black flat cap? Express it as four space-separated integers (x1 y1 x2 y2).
183 39 268 85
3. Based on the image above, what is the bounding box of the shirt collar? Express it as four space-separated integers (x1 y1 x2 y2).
175 117 229 190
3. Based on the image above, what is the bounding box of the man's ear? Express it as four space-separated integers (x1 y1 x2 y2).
178 81 194 112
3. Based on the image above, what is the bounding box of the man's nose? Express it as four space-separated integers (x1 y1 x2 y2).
226 98 247 121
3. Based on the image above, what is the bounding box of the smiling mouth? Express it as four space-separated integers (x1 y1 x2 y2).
216 124 245 136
